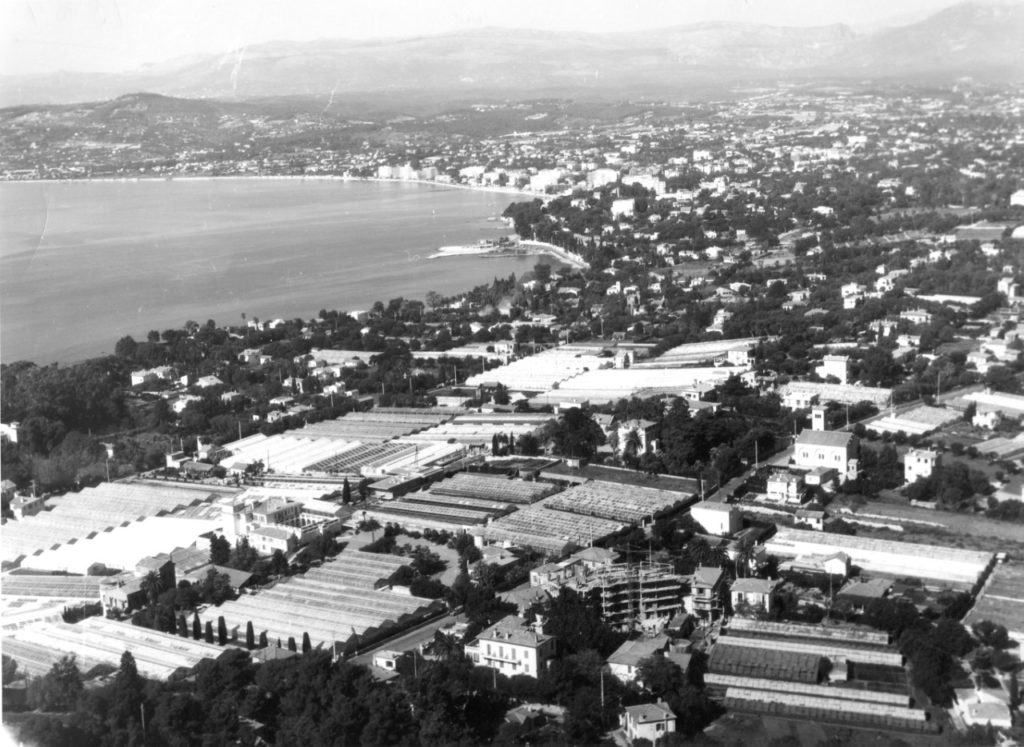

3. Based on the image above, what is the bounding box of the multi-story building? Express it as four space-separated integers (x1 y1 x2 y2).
621 701 677 744
465 616 556 678
688 565 727 620
904 448 939 484
590 562 687 631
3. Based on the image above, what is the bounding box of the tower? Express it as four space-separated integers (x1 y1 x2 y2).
811 405 827 431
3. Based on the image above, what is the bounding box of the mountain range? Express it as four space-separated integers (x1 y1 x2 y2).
1 2 1022 107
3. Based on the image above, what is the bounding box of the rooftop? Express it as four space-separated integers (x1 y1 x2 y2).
623 701 676 723
477 616 553 648
796 430 855 448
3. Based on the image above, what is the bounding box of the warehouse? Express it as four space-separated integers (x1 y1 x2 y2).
763 527 994 587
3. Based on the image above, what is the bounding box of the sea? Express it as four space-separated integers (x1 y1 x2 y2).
0 178 544 365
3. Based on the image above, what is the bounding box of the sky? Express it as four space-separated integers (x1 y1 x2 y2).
0 0 985 76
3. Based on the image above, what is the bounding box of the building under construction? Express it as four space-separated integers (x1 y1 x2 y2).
588 561 686 631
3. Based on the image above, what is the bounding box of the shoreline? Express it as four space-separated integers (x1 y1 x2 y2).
0 173 551 201
430 240 588 269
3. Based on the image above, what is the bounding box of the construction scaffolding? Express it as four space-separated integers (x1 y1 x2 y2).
588 561 685 631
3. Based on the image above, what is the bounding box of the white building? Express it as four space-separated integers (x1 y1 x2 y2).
815 355 849 385
690 502 741 536
606 635 670 684
764 527 993 586
904 448 939 484
766 472 804 504
622 702 677 744
465 616 556 678
794 426 858 484
611 198 635 219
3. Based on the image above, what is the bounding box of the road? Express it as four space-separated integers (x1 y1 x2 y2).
348 612 462 666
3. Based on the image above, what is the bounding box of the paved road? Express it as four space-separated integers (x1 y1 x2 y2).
348 612 461 666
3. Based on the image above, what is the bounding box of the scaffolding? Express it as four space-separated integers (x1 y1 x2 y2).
587 561 684 631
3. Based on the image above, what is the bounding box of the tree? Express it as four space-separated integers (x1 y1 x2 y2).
209 534 231 565
985 365 1019 393
246 621 256 650
217 615 228 645
108 651 145 731
302 632 312 654
31 655 83 712
177 614 189 637
545 408 605 460
342 477 352 505
205 621 214 644
972 620 1012 650
142 570 164 607
2 655 19 685
192 612 202 640
636 654 685 697
258 631 269 649
115 335 137 359
269 548 289 576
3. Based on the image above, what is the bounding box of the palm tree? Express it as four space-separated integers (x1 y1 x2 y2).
142 571 163 607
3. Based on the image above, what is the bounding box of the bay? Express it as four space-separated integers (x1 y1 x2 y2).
0 178 539 365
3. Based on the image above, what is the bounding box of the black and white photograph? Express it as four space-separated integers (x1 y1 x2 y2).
1 0 1023 744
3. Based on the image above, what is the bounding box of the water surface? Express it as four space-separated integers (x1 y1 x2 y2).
0 179 536 364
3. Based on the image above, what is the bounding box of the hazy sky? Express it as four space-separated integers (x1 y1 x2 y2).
0 0 982 75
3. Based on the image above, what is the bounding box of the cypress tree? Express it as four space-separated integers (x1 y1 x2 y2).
342 478 352 504
217 616 228 646
177 614 188 638
287 637 297 652
302 632 312 654
259 631 269 649
246 621 255 650
205 621 214 644
192 612 202 640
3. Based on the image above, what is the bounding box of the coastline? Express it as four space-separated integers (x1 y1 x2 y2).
430 239 589 269
0 173 551 201
0 178 555 367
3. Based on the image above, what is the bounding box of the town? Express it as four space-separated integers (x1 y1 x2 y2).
2 81 1024 747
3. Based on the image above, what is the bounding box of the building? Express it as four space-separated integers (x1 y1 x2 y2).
836 578 891 613
129 366 174 387
218 490 344 557
607 635 670 683
690 501 741 536
781 551 850 578
0 422 20 443
621 702 677 745
729 577 781 615
815 355 849 384
766 472 805 504
465 616 556 678
764 527 993 587
616 419 658 456
9 493 46 520
794 429 858 484
795 507 825 530
689 565 727 620
591 563 687 631
904 448 939 484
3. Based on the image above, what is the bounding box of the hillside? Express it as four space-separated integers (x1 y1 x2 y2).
1 2 1021 106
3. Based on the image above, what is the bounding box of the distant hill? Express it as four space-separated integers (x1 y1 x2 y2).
1 1 1021 106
